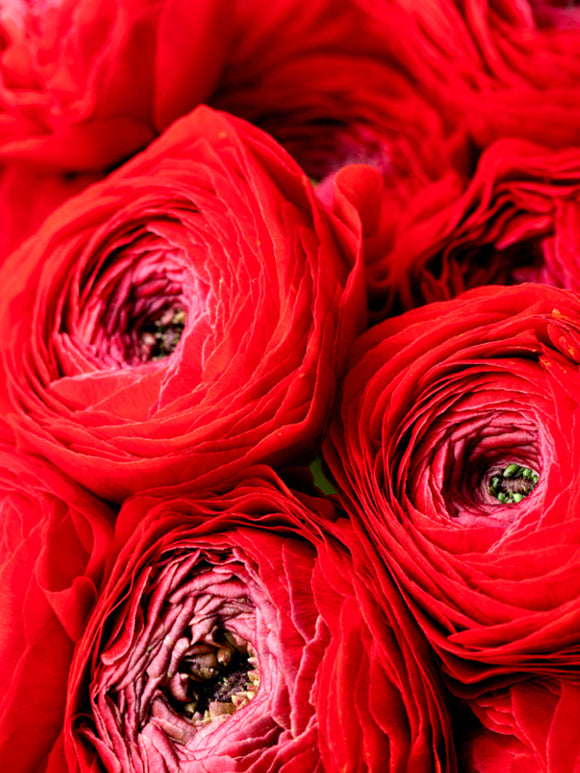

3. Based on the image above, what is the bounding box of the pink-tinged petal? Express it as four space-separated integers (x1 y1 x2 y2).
63 471 455 772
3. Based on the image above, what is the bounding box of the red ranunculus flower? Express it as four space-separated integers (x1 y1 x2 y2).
0 0 387 176
355 0 580 152
0 0 229 171
0 440 114 772
325 283 580 686
213 28 466 185
459 678 580 772
61 470 455 773
0 108 364 499
0 105 364 502
0 0 454 257
0 0 231 257
368 139 580 316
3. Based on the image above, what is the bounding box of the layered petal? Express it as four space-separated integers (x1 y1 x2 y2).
355 0 580 150
0 441 114 772
370 139 580 315
459 677 580 772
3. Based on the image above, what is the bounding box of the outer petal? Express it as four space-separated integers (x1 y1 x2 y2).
0 441 114 772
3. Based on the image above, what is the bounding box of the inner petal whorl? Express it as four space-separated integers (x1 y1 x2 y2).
398 383 543 529
71 230 211 369
82 548 270 768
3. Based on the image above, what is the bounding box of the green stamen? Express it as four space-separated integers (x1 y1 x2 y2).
488 464 539 504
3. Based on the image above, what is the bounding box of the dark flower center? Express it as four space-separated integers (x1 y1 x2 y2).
167 629 260 727
488 464 539 504
138 306 186 361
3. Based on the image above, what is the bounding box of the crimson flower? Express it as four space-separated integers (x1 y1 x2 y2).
325 284 580 685
371 139 580 315
0 106 364 501
62 471 455 772
354 0 580 150
0 0 456 257
0 440 113 772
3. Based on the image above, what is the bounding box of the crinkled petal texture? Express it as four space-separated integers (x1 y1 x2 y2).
459 678 580 773
374 139 580 316
0 0 456 260
0 106 364 502
62 472 455 773
0 0 230 171
325 283 580 686
354 0 580 151
0 441 114 772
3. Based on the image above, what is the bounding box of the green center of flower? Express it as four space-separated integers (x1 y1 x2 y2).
488 464 539 504
170 630 260 727
139 307 186 361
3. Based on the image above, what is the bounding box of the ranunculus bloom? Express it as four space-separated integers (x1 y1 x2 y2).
62 471 455 772
0 0 229 170
213 28 467 185
0 0 232 255
0 106 364 502
355 0 580 152
373 139 580 315
0 440 114 772
458 678 580 772
325 284 580 686
0 0 384 175
0 0 454 257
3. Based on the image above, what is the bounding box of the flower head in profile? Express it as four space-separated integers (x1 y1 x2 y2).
369 140 580 316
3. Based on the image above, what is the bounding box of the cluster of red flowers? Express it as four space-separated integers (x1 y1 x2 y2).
1 1 579 771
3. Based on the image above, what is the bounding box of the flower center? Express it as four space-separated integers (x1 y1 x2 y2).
137 306 186 361
167 629 260 728
488 464 539 504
